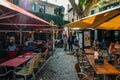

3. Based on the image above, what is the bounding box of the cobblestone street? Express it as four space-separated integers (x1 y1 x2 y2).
38 48 79 80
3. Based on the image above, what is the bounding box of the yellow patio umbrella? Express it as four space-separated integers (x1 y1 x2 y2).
65 6 120 30
96 13 120 30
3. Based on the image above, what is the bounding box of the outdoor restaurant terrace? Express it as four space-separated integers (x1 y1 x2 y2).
0 0 54 79
65 5 120 80
1 0 120 80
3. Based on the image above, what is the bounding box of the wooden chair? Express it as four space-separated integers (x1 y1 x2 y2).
75 49 90 67
74 63 88 80
14 57 36 80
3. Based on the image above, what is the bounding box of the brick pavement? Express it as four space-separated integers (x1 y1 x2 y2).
37 48 79 80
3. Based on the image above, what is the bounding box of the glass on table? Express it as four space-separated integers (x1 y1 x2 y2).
22 53 26 58
94 51 99 59
18 55 22 58
30 51 33 55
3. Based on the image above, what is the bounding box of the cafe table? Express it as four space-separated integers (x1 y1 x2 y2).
0 53 36 79
0 53 36 67
84 49 95 55
86 55 120 80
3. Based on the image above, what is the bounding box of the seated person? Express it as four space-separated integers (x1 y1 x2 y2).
108 41 120 65
23 42 34 52
34 44 42 53
114 41 120 50
7 42 17 58
92 40 99 50
108 42 119 57
99 39 107 49
8 42 17 51
41 43 47 53
41 47 47 53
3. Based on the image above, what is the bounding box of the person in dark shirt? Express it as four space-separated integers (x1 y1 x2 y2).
24 42 34 51
8 42 17 51
68 33 74 51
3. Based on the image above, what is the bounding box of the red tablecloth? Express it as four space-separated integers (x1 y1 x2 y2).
0 54 35 67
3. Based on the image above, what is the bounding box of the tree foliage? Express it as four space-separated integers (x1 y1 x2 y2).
54 6 65 18
30 11 69 27
69 0 120 18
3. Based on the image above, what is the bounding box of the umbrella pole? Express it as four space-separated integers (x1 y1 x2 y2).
19 29 22 46
31 32 34 41
52 27 55 54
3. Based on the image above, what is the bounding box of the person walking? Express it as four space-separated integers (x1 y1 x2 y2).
68 33 74 51
64 36 67 51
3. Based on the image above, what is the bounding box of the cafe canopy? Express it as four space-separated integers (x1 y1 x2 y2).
35 28 63 31
65 6 120 30
0 0 56 45
96 7 120 30
0 0 53 31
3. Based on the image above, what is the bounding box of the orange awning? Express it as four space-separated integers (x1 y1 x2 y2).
65 6 120 30
96 10 120 30
65 20 91 29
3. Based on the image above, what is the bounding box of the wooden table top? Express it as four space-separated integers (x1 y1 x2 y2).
84 49 95 55
86 55 120 75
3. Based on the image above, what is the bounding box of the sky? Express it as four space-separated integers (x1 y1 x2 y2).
42 0 70 13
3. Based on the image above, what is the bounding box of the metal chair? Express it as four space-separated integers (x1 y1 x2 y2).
0 66 13 79
14 57 36 80
40 49 50 62
33 53 41 75
116 75 120 80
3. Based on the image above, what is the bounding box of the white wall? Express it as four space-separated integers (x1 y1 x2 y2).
45 6 55 15
19 0 58 15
